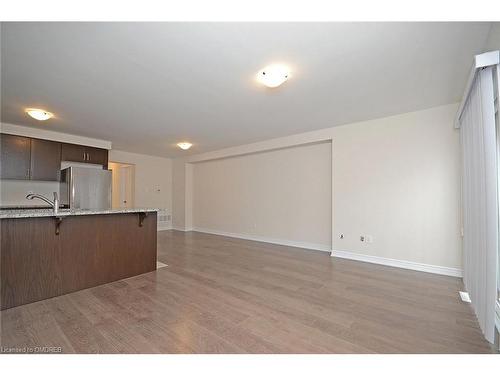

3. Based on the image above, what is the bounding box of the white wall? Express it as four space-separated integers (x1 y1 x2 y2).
109 150 173 213
175 103 461 272
192 142 332 250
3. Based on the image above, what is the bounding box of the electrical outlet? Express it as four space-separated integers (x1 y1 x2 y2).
360 236 365 242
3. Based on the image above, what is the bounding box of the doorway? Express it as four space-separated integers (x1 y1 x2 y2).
108 162 135 209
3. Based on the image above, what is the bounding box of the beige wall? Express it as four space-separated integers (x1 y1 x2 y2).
331 104 461 268
108 149 172 212
192 142 332 249
172 159 187 229
175 103 461 270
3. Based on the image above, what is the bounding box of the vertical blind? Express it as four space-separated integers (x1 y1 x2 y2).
460 66 499 344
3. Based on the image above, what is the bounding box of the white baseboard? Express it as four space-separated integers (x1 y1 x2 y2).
167 227 463 277
192 227 331 252
331 249 463 277
171 226 189 232
157 223 172 231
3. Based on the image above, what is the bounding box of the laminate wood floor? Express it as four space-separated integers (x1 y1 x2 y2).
0 230 497 353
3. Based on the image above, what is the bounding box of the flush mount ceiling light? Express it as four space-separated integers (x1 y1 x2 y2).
177 142 192 150
26 108 54 121
256 64 290 88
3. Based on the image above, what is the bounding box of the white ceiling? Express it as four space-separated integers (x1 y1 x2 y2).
1 22 497 157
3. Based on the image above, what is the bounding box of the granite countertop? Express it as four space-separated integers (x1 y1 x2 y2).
0 205 66 209
0 207 159 219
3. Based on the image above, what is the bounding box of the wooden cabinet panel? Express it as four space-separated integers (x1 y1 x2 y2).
86 147 108 167
30 138 62 181
0 217 63 309
61 143 87 163
61 143 108 168
0 212 157 310
0 134 31 180
1 135 109 179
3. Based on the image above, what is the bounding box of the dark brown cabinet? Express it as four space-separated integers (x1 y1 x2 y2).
0 134 32 180
61 143 108 168
1 134 62 181
86 147 108 166
1 133 108 180
30 139 62 181
61 143 86 163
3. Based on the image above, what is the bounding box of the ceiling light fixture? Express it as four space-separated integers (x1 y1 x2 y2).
177 142 192 150
26 108 54 121
257 64 290 88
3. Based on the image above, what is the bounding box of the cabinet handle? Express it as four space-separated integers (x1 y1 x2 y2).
83 152 86 161
87 153 90 161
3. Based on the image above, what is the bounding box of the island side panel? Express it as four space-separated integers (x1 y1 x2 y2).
58 213 157 293
1 212 157 310
1 217 64 310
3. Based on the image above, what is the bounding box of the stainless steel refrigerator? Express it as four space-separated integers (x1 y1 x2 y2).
60 167 112 209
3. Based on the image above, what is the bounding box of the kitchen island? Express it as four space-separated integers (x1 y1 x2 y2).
0 208 158 310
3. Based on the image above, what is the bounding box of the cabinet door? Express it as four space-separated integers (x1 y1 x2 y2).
30 139 62 181
0 134 31 180
86 147 108 168
61 143 86 163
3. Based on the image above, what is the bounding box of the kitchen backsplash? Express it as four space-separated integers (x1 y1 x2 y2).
0 179 60 207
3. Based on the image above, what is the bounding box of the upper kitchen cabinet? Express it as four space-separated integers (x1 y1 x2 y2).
0 134 31 180
61 143 87 163
61 143 108 168
30 139 62 181
0 135 62 181
1 134 108 180
86 147 108 166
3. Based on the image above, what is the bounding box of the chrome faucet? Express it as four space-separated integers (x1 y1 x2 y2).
26 192 59 215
